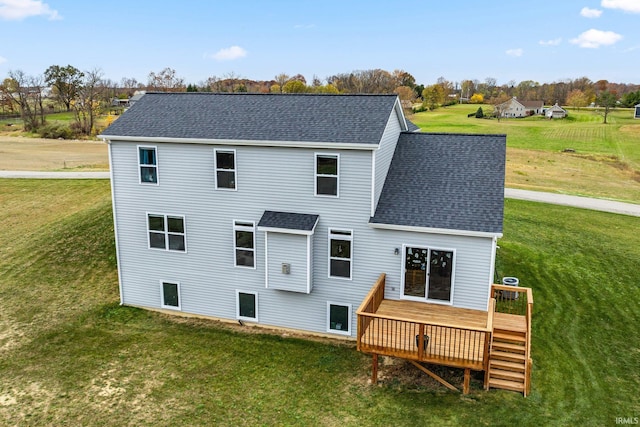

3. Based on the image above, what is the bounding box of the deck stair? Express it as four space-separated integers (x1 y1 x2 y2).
487 315 531 395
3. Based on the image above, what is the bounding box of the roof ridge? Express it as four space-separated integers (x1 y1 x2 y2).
144 92 398 97
403 131 507 137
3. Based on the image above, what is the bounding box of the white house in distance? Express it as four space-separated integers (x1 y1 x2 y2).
496 97 544 118
99 93 533 395
545 103 567 119
635 104 640 119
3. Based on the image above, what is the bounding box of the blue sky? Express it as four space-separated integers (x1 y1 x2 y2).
1 0 638 86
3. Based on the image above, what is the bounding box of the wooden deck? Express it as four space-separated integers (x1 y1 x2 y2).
357 274 534 395
360 300 490 369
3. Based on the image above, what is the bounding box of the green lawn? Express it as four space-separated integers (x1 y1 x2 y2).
0 180 639 425
410 105 640 203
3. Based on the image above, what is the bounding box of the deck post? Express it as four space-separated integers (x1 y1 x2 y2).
463 368 471 394
372 354 378 384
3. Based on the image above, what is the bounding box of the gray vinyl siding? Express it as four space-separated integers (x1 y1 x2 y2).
110 140 495 338
373 110 402 212
266 232 310 293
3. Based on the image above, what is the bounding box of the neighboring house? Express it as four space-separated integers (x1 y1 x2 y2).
545 103 567 119
635 104 640 119
496 97 543 118
99 93 533 395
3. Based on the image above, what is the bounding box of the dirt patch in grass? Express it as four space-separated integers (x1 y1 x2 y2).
373 357 484 393
0 136 108 171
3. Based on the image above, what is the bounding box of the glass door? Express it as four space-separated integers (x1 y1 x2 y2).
427 250 453 302
403 247 428 299
402 246 454 303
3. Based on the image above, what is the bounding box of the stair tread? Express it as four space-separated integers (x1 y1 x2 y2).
493 332 526 342
491 350 526 360
489 378 525 392
492 341 526 352
489 368 525 381
490 359 526 371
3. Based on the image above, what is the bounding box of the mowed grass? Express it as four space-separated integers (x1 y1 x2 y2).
0 180 639 425
410 105 640 202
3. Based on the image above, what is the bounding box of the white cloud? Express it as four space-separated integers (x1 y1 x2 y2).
570 28 623 48
0 55 6 64
208 46 247 61
601 0 640 13
505 48 523 57
539 38 562 46
0 0 61 21
580 7 602 18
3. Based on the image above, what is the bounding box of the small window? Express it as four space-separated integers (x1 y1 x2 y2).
161 281 181 310
236 290 258 321
315 154 339 196
328 229 352 279
139 146 158 184
234 221 255 268
148 214 186 252
327 302 351 335
215 149 236 190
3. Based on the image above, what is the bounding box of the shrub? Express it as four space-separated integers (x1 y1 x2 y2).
475 107 484 118
39 123 76 139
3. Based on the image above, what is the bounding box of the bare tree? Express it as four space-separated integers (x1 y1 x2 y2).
147 67 185 92
0 70 46 131
274 73 290 93
72 68 104 135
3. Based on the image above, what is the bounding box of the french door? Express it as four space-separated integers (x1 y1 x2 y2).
402 246 454 303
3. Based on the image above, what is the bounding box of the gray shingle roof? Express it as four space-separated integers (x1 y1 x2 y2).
101 92 399 144
406 119 420 132
370 132 505 234
258 211 319 232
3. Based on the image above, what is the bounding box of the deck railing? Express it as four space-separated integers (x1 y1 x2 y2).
356 273 386 352
357 275 491 370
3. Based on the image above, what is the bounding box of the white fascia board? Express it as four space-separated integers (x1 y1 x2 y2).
393 97 409 131
368 222 503 239
257 226 315 236
97 135 379 151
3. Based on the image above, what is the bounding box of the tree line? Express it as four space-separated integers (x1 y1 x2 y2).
2 65 639 136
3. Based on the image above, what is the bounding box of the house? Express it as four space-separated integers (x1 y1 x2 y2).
635 104 640 119
99 93 532 395
496 97 543 118
545 103 567 119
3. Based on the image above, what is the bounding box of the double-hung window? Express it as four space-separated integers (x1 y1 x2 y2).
315 154 339 196
234 221 255 268
148 214 186 252
328 229 352 279
139 146 158 184
215 149 236 190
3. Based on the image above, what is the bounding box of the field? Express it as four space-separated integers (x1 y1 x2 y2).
410 105 640 202
0 179 638 425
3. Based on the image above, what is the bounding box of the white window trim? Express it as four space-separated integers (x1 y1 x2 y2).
147 213 187 253
328 228 353 280
399 244 456 306
233 220 256 269
138 145 159 185
326 301 352 336
236 290 258 322
214 148 237 191
160 280 181 310
314 152 340 198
